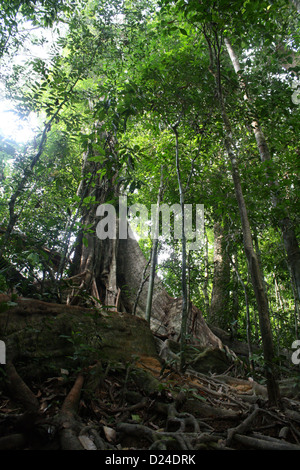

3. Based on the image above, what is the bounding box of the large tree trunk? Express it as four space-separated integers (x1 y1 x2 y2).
68 134 121 310
117 232 222 349
68 134 222 353
70 218 222 350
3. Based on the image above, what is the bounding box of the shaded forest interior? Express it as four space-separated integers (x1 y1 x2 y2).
0 0 300 451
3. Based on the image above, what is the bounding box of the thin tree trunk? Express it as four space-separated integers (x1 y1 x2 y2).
202 227 210 318
145 165 164 323
205 29 281 406
222 109 280 406
209 221 230 329
133 258 150 316
231 252 240 333
224 37 300 303
173 124 188 372
230 255 253 367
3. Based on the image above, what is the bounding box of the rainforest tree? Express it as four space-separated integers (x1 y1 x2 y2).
0 0 299 406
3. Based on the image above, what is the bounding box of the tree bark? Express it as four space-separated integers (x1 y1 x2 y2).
173 124 189 372
209 221 230 329
145 165 164 323
70 133 121 310
68 133 223 352
224 37 300 303
205 29 281 406
202 228 210 318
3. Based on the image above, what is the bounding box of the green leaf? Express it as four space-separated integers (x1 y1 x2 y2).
131 414 141 422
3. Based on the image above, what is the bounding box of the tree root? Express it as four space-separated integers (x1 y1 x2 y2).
1 359 300 450
0 433 26 450
233 433 300 450
55 367 117 450
5 361 39 413
116 422 226 450
227 405 261 445
56 371 86 450
0 361 41 449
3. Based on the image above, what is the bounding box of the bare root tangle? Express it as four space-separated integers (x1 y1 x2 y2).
116 422 227 450
89 360 300 450
225 402 300 450
1 354 300 450
115 389 224 450
1 363 300 451
227 405 261 445
164 392 200 436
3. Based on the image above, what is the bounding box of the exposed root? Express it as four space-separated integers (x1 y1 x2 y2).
5 361 39 413
1 358 300 450
57 372 85 450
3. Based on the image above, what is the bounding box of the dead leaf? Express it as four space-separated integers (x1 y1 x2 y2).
78 435 97 450
103 426 116 442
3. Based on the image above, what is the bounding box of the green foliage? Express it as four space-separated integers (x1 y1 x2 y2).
0 0 299 360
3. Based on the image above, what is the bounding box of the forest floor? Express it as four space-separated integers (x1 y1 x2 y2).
1 353 300 451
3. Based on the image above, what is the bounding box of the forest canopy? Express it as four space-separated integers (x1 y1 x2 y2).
0 0 299 410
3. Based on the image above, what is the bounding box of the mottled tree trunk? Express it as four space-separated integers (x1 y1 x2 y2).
68 137 223 353
117 234 222 349
173 124 189 371
68 134 121 310
209 221 230 329
202 228 210 317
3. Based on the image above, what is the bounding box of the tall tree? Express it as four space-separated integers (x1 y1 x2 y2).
204 24 281 406
145 164 164 323
224 37 300 303
209 220 230 329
